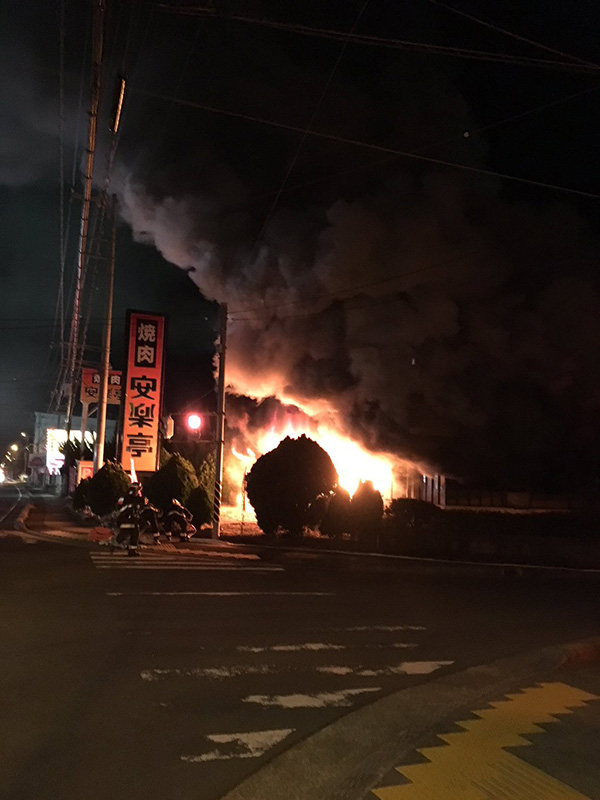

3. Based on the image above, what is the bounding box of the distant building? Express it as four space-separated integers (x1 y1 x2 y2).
31 411 117 488
398 467 446 507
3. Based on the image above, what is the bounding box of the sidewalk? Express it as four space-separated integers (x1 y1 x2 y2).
19 494 245 551
15 495 600 577
18 493 91 545
369 664 600 800
221 638 600 800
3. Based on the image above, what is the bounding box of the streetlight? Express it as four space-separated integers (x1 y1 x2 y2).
10 444 18 452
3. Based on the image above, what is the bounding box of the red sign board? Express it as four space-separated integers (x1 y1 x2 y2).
120 312 166 473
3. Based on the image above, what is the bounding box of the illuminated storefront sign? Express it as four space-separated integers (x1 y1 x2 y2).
45 428 94 475
120 311 166 473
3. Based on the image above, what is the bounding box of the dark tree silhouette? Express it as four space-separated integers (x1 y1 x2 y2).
319 486 351 539
245 435 338 538
350 480 384 543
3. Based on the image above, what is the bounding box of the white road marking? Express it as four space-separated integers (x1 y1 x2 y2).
242 687 381 708
90 553 281 571
141 659 450 682
317 660 454 676
94 564 282 571
237 642 346 653
236 641 418 653
96 549 259 561
106 588 335 597
338 625 426 632
181 729 294 762
141 665 278 681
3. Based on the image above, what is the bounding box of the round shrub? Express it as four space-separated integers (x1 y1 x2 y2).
145 452 198 512
86 462 130 516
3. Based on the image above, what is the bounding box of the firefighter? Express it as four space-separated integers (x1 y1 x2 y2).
114 485 144 556
165 498 195 541
138 496 162 543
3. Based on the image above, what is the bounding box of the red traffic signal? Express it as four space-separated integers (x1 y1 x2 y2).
186 413 202 431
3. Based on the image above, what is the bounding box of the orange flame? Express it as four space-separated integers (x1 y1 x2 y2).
229 416 395 503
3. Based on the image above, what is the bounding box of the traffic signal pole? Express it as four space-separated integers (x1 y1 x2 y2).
212 303 228 539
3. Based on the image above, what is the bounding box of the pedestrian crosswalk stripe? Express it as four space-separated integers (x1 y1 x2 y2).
94 565 282 570
181 729 294 763
317 661 454 676
107 591 333 596
236 641 419 653
140 660 452 681
242 687 381 708
338 625 427 632
96 547 260 560
89 553 283 571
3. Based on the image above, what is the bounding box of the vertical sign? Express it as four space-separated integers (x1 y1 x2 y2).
121 312 166 473
80 368 122 404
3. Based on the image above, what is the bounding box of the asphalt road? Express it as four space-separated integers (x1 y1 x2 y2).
0 483 23 528
1 516 599 800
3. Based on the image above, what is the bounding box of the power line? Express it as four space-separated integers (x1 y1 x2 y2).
462 82 600 137
147 3 600 75
131 8 205 174
428 0 600 70
140 90 600 201
56 0 66 354
251 0 371 250
229 251 472 318
231 80 600 207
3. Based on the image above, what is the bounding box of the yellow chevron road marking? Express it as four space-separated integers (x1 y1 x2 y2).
373 682 599 800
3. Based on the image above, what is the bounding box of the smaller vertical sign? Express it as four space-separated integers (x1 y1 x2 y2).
121 312 166 473
80 368 122 404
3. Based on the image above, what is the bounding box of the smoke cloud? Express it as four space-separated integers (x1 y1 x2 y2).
115 16 600 491
119 153 600 490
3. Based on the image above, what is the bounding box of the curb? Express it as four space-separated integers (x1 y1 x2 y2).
12 507 600 576
220 636 600 800
246 541 600 579
14 503 34 532
13 503 92 548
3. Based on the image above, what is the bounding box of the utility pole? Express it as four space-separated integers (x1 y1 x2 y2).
64 0 105 437
94 195 117 473
212 303 228 539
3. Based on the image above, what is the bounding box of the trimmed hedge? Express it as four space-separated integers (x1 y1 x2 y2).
187 485 213 529
145 452 198 512
82 462 130 516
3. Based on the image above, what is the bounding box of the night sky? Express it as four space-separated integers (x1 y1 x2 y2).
2 0 600 490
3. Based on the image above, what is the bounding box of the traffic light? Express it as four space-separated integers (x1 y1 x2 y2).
186 413 202 432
